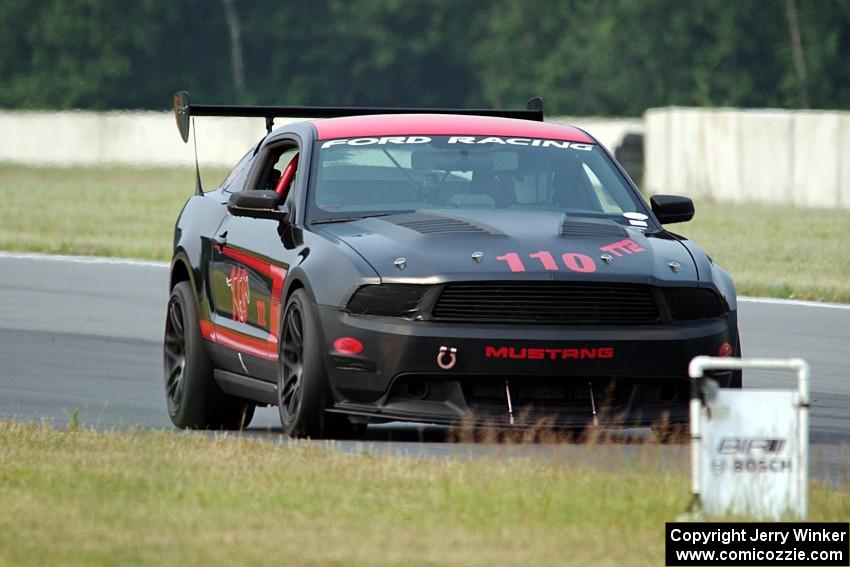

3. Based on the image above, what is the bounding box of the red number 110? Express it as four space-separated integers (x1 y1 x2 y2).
496 251 597 273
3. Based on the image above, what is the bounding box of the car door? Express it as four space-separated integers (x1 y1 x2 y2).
206 135 305 382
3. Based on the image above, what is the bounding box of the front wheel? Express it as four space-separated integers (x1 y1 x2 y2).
277 289 359 438
164 281 255 429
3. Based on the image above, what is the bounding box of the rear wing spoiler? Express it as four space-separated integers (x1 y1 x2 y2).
172 90 544 143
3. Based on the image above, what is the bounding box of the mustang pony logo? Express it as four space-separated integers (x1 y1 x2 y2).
227 266 250 323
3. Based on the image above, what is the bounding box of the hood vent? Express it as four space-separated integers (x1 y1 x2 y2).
391 214 495 235
560 219 627 238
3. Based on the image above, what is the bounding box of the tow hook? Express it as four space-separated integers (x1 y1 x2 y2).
436 346 457 370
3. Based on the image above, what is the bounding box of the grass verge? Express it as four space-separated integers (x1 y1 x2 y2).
0 164 225 260
0 422 848 567
674 200 850 303
1 164 849 301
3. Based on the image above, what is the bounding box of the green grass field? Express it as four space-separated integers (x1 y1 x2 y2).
1 164 849 301
0 422 846 567
673 199 850 303
0 164 226 260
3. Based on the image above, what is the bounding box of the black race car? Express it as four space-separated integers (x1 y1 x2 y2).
164 92 740 437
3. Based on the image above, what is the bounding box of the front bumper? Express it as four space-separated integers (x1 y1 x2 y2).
317 305 738 428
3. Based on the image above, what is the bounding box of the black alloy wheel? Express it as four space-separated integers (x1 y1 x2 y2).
279 302 306 422
163 281 255 430
164 296 188 415
277 289 361 438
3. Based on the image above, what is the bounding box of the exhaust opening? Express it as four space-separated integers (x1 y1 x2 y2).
405 380 430 400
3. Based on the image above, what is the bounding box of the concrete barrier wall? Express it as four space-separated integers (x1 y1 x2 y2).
0 111 268 167
644 107 850 209
0 110 642 168
550 116 643 154
5 107 846 208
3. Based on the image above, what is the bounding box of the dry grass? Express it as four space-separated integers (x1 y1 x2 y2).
1 164 849 301
0 421 847 567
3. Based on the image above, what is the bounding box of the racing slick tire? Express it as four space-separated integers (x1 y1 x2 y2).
277 289 361 439
164 282 256 430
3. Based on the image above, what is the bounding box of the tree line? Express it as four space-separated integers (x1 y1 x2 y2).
1 0 848 115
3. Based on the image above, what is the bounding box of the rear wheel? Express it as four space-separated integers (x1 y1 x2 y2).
278 289 359 438
164 281 255 429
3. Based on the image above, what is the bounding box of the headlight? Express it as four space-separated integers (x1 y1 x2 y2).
346 284 433 318
663 287 727 320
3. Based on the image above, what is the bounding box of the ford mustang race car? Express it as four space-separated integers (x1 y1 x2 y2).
163 91 740 437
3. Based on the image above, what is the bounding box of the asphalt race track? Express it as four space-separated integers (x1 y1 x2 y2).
1 253 847 478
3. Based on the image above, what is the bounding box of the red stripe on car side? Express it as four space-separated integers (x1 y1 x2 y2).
198 247 288 362
199 320 278 361
210 326 278 361
199 319 216 341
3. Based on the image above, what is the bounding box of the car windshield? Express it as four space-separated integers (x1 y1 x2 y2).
309 135 646 222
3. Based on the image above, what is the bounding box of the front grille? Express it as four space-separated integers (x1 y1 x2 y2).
432 282 659 324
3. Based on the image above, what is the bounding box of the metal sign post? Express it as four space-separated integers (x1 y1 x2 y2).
688 356 809 520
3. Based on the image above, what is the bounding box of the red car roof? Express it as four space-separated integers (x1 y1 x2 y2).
312 113 594 143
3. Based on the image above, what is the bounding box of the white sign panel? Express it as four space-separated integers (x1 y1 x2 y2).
688 356 809 521
699 389 802 519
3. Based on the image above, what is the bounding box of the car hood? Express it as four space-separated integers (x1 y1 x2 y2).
316 210 698 284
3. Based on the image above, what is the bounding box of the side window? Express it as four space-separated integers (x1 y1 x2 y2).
220 149 253 192
256 145 300 197
277 147 301 214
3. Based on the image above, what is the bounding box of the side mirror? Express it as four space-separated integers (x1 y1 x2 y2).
227 190 289 221
650 194 694 224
